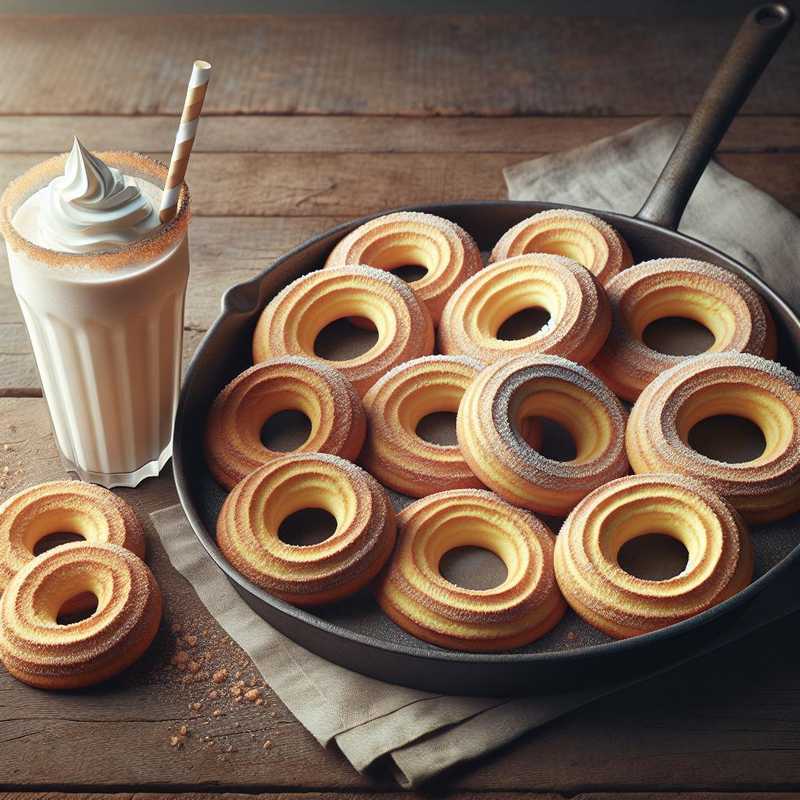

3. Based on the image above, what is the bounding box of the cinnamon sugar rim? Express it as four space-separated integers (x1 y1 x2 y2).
0 150 189 271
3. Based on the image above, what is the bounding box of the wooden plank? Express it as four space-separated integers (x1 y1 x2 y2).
0 115 795 154
0 152 796 219
0 16 795 116
2 795 798 800
0 397 799 792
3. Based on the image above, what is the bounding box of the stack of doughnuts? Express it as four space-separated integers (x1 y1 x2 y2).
199 208 794 651
0 482 160 688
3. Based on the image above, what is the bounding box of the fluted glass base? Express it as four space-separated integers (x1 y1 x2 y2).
59 441 172 488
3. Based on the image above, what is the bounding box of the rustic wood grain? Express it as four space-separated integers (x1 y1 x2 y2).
0 115 795 154
0 397 799 792
0 151 795 220
0 15 796 116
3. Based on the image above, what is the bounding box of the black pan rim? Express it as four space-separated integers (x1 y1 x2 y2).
173 198 800 668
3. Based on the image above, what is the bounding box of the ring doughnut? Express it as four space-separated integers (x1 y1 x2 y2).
360 355 485 497
375 488 565 651
253 266 434 396
205 356 366 490
0 542 162 689
439 254 611 365
324 212 482 325
490 208 633 286
457 355 629 516
591 258 776 401
554 474 753 639
0 480 144 593
216 453 396 606
626 352 800 524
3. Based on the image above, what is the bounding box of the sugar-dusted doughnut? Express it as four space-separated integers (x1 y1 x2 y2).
457 355 629 516
439 254 611 365
490 208 633 286
0 542 162 689
205 356 366 490
375 489 565 651
554 474 753 639
627 352 800 523
252 266 434 396
217 453 396 606
591 258 776 401
324 212 482 325
0 480 144 593
360 355 484 497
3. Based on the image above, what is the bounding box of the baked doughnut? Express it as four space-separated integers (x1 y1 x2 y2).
217 453 396 606
626 352 800 524
375 489 565 651
554 474 753 639
324 212 482 325
490 208 633 286
205 356 366 490
360 355 485 497
591 258 776 402
252 266 434 396
439 254 611 365
0 542 162 689
457 355 629 516
0 480 144 593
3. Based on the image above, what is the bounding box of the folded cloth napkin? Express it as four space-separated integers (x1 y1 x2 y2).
152 118 800 788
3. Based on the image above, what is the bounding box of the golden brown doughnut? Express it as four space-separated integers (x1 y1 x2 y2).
438 254 611 365
0 542 162 689
375 488 565 651
554 474 753 639
457 355 629 516
205 356 366 490
360 355 485 497
252 266 434 396
627 352 800 523
591 258 776 401
217 453 396 606
0 480 144 594
490 208 633 285
324 212 482 325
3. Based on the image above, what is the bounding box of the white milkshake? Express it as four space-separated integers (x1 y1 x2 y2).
0 140 191 487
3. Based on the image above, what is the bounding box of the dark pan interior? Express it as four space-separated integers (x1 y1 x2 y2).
173 201 800 694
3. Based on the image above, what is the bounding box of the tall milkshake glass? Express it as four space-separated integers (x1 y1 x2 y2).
0 147 190 488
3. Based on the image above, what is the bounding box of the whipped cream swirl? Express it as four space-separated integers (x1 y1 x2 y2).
38 138 161 253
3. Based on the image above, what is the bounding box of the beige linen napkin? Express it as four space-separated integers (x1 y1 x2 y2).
152 118 800 788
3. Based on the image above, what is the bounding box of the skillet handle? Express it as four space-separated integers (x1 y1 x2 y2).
636 3 794 231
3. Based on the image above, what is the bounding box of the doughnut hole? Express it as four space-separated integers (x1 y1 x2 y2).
688 415 766 464
675 384 788 465
416 412 458 446
57 592 100 625
306 289 393 361
262 469 353 550
617 534 689 581
21 508 97 556
38 563 114 625
518 416 577 462
511 380 612 464
360 238 440 285
399 381 463 448
642 316 715 356
627 285 745 354
496 306 551 340
33 531 85 555
439 546 509 590
260 409 313 452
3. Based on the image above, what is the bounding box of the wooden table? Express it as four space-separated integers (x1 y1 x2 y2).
0 13 799 799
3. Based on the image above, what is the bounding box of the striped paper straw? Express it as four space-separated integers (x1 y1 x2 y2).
159 59 212 224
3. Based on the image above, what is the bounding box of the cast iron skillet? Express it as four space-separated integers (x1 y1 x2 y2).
174 4 798 695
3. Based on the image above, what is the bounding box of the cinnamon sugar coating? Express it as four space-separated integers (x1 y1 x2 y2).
0 542 161 689
375 489 565 651
555 474 753 639
490 208 633 286
457 355 629 516
252 266 434 396
324 212 482 325
626 352 800 523
0 480 144 593
438 253 611 365
216 453 397 606
205 356 366 490
591 258 776 401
